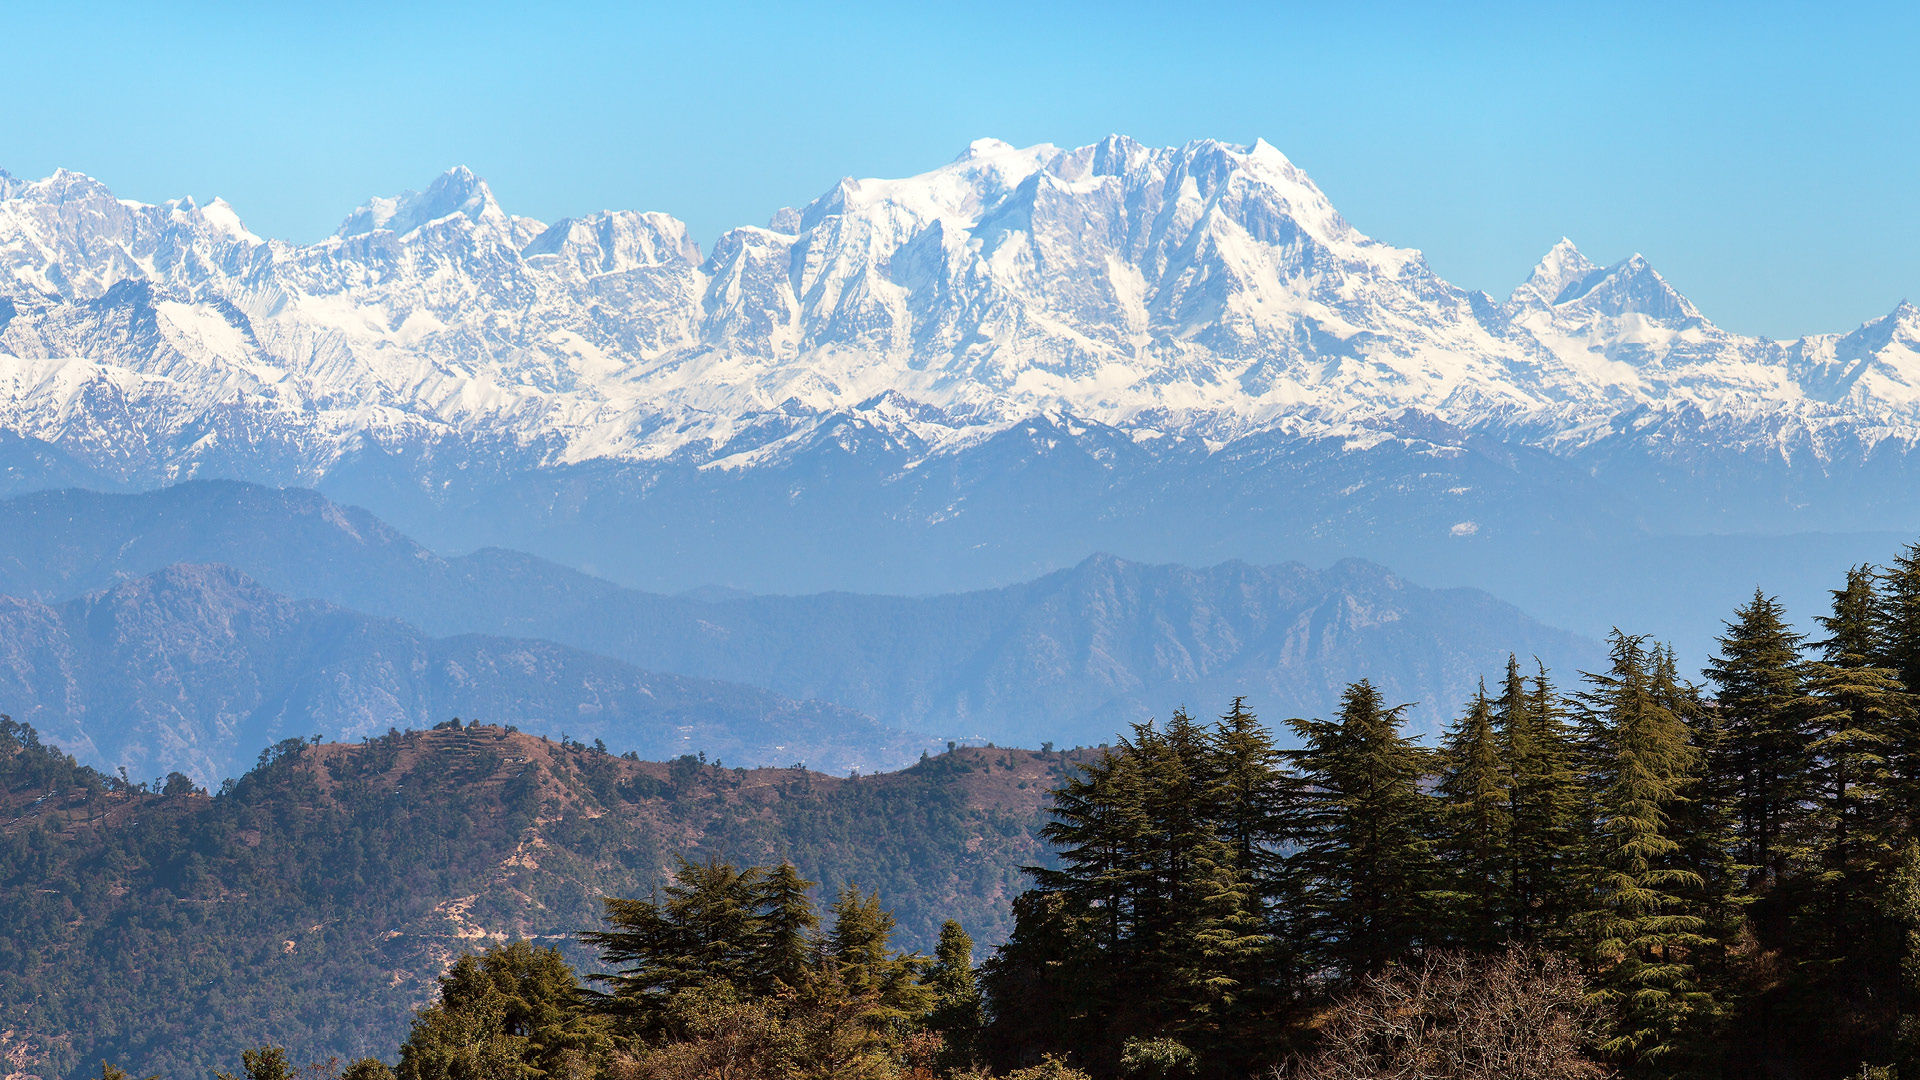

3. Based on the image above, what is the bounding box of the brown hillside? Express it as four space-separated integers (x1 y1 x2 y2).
0 720 1106 1080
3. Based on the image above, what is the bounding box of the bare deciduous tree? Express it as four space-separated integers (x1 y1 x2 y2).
1284 948 1610 1080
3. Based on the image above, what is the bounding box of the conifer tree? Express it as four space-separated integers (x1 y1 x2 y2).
584 856 767 1021
1804 567 1911 1001
1880 543 1920 698
1202 698 1295 1030
1654 644 1744 999
1287 679 1438 979
754 861 819 994
1434 681 1513 950
1705 589 1814 894
1499 657 1584 945
827 884 933 1028
1872 552 1920 832
1208 697 1289 909
1577 632 1716 1072
926 919 984 1068
1034 741 1148 959
399 942 609 1080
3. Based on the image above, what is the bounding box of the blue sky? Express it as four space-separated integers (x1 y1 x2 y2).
4 0 1916 339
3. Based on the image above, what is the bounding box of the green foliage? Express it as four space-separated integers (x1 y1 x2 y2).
216 1047 294 1080
0 722 1076 1080
1434 681 1513 950
1706 590 1816 893
340 1060 396 1080
926 921 984 1069
1117 1037 1196 1080
1575 632 1719 1072
586 863 943 1080
397 941 609 1080
1499 658 1585 946
1287 679 1439 979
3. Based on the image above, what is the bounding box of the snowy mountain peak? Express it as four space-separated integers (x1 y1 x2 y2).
1512 238 1599 307
25 168 115 205
1553 253 1703 325
956 137 1018 160
333 165 506 239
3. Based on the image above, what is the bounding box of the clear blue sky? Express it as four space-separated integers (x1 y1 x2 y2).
5 0 1916 339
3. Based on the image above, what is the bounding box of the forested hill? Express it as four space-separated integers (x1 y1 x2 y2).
0 719 1091 1080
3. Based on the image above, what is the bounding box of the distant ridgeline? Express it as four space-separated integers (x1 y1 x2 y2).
15 541 1920 1080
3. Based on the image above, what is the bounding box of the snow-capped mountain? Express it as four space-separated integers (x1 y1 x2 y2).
1 137 1916 647
4 136 1917 480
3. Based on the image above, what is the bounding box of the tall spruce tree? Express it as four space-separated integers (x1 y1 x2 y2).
1202 697 1293 1024
754 861 819 994
583 856 768 1023
1208 697 1289 909
1578 632 1717 1073
925 920 984 1069
1881 543 1920 698
1654 644 1744 1011
1705 590 1814 896
1499 656 1585 945
1804 567 1910 1005
827 885 933 1028
1434 681 1513 950
1286 679 1439 979
1874 550 1920 833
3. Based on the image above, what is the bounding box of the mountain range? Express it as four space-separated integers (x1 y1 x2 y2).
0 561 928 781
2 136 1913 661
0 483 1599 781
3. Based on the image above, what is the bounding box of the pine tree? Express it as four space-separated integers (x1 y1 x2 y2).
1654 644 1744 1012
827 884 932 1028
1499 657 1584 945
1875 550 1920 832
1804 567 1910 1005
1286 679 1439 979
1880 543 1920 698
1201 698 1295 1039
753 861 819 994
1578 632 1716 1073
925 919 984 1069
1704 589 1814 895
1434 681 1512 950
1004 705 1293 1073
583 856 767 1021
399 942 610 1080
1034 741 1149 960
1207 697 1289 911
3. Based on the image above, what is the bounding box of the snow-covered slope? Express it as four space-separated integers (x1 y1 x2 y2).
4 137 1917 490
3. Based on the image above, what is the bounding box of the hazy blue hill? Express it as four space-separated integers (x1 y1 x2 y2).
0 482 1605 746
0 563 925 781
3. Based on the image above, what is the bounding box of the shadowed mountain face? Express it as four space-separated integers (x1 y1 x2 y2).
0 483 1603 751
0 562 926 781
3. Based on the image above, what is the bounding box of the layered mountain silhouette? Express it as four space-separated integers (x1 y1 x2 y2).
0 483 1602 779
0 560 926 780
